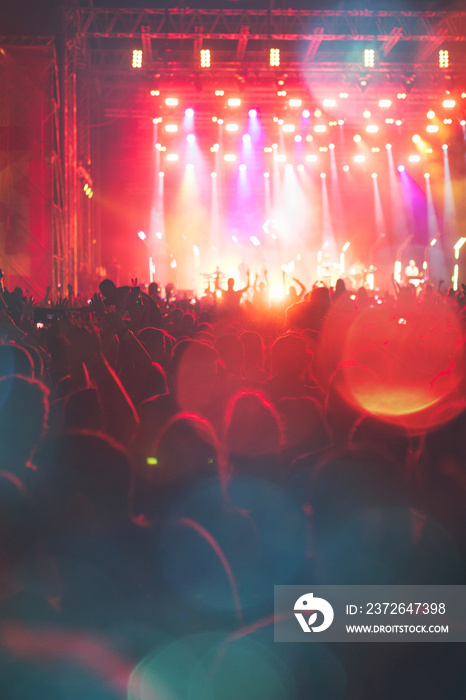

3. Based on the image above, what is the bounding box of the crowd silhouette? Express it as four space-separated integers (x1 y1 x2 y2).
0 270 465 698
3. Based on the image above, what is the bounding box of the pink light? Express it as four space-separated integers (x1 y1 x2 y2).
302 109 310 118
242 133 251 143
294 135 302 143
248 109 257 117
398 164 405 172
186 134 195 143
185 108 194 117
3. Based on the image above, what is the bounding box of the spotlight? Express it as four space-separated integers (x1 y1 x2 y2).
397 164 405 172
165 124 178 132
150 90 160 97
353 134 362 142
343 165 350 172
314 125 327 133
185 163 194 172
248 109 257 117
224 154 236 162
364 48 375 68
412 134 421 143
357 75 371 92
366 125 378 133
323 98 336 108
320 172 326 179
294 135 302 143
371 173 377 179
329 143 335 150
211 172 217 178
165 98 178 106
443 98 455 108
401 75 416 93
200 49 211 68
439 49 449 68
354 155 365 163
264 172 270 178
426 125 439 133
239 164 247 172
225 124 239 131
305 155 318 162
424 173 430 179
138 231 146 240
283 124 295 132
242 133 251 143
166 154 178 161
379 99 392 108
289 99 302 107
227 98 241 107
442 144 448 150
302 109 311 118
408 155 421 162
269 48 280 67
427 110 435 119
363 110 372 119
386 143 392 149
132 49 142 68
186 134 195 143
185 108 194 118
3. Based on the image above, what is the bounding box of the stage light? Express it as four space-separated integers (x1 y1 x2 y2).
371 173 377 179
250 236 261 246
225 123 238 131
385 118 394 124
353 134 362 142
186 134 195 143
248 109 257 117
218 118 224 124
227 98 241 107
212 116 217 122
239 163 247 172
305 155 318 162
278 119 284 125
426 125 439 133
412 134 421 143
138 231 146 240
165 98 178 106
461 120 466 126
275 154 287 162
210 143 219 152
342 241 351 252
305 135 313 142
427 110 435 119
397 93 406 99
158 171 164 177
443 99 455 108
165 124 178 132
185 163 194 172
323 98 336 108
264 172 270 178
319 147 328 152
343 165 350 172
338 119 345 126
430 237 437 247
363 110 372 119
185 108 194 118
439 49 449 68
224 154 236 162
211 172 217 178
289 98 302 107
314 109 322 117
424 173 430 179
166 154 178 161
396 120 403 126
320 172 326 179
443 118 452 124
232 236 238 243
409 155 421 162
379 99 392 108
285 163 293 171
339 92 349 99
132 49 142 68
442 144 448 150
329 143 335 150
386 143 392 149
83 183 89 193
156 231 163 239
354 155 365 163
314 125 327 133
398 164 405 172
364 48 375 68
283 124 295 132
242 133 251 143
297 164 304 172
302 109 310 118
150 90 160 96
215 89 224 96
269 48 280 67
200 49 211 68
371 147 380 153
366 125 378 133
277 90 287 97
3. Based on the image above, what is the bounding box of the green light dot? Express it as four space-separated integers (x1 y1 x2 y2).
147 457 158 466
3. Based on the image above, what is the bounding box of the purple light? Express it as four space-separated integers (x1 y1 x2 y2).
185 108 194 117
242 133 251 143
302 109 310 118
397 165 405 172
248 109 257 118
